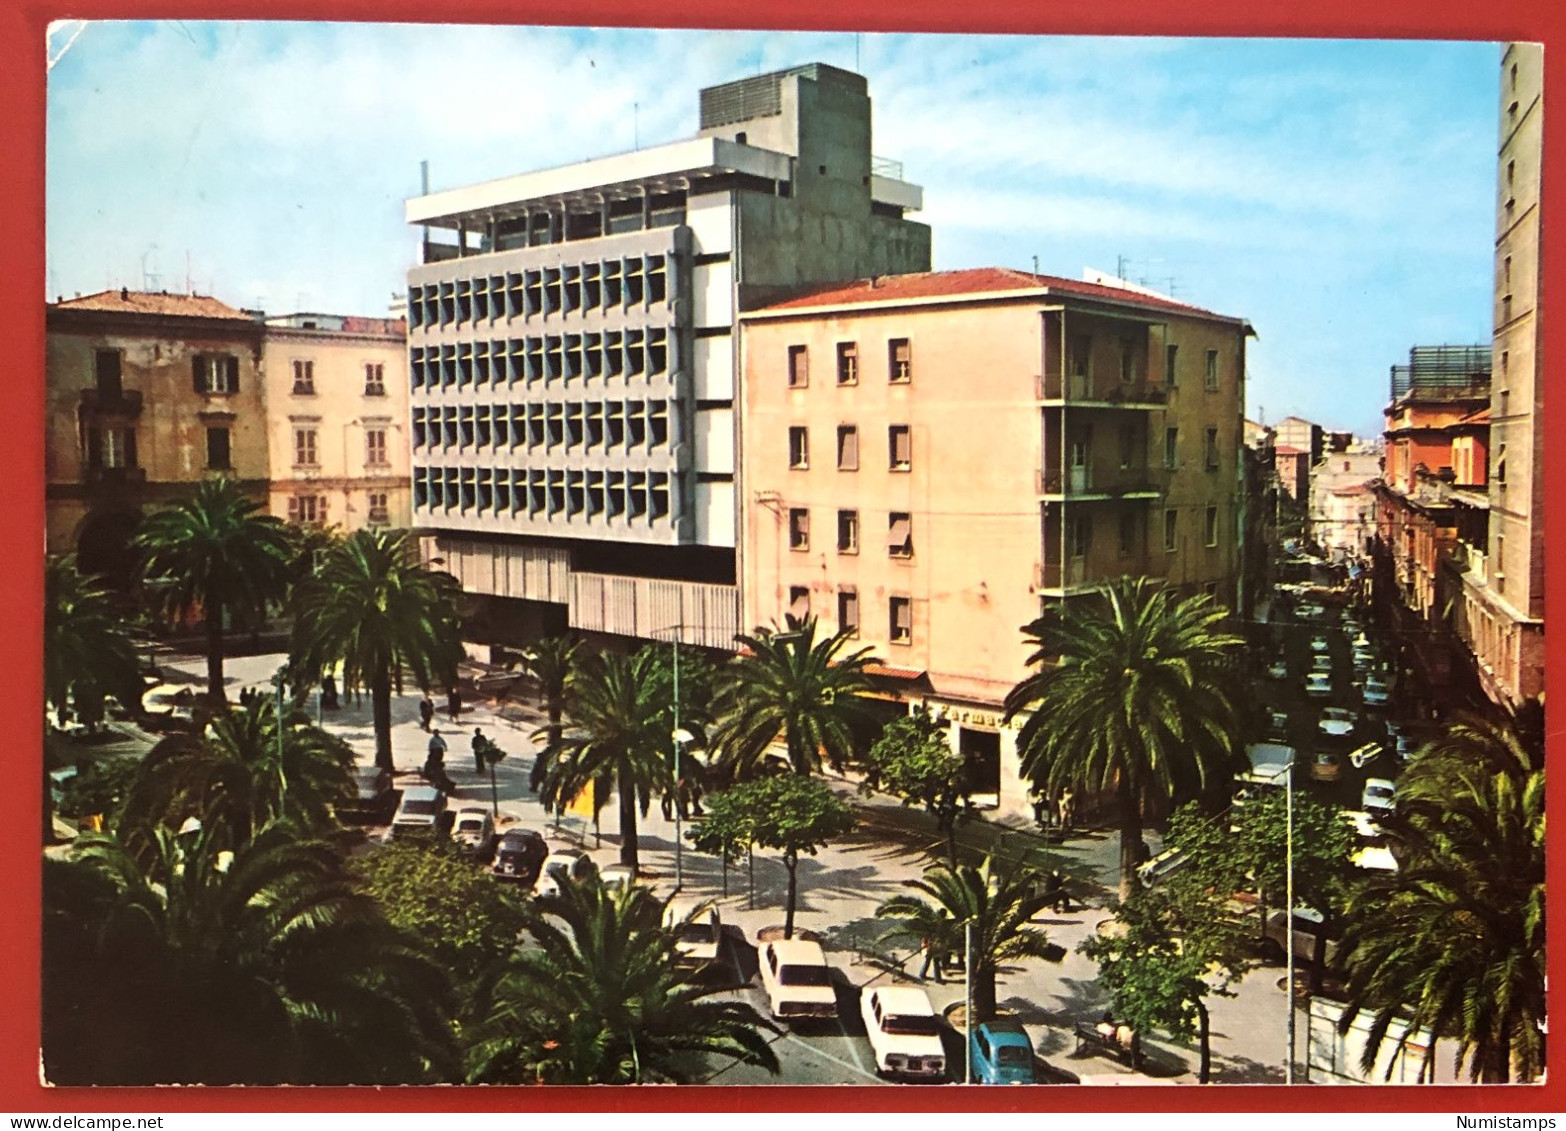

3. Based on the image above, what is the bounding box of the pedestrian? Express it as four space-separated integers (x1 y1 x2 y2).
428 728 448 769
1058 788 1076 832
447 687 462 723
918 938 946 983
472 728 488 774
418 695 434 732
320 672 339 710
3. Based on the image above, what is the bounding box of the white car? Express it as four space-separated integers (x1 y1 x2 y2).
1310 654 1333 673
450 806 494 854
1267 660 1289 680
533 848 593 897
1362 777 1397 816
1363 677 1391 706
1317 707 1356 738
391 785 447 837
1304 672 1333 699
859 985 947 1079
599 862 637 890
666 900 723 970
1309 636 1331 654
757 938 837 1023
1297 604 1327 621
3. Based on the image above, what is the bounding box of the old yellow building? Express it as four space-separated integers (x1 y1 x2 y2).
740 267 1251 815
261 313 410 532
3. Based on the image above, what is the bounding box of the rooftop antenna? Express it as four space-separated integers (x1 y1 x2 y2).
140 244 159 291
855 33 861 71
633 102 639 150
185 250 192 295
1032 255 1039 276
1116 254 1128 280
419 159 430 260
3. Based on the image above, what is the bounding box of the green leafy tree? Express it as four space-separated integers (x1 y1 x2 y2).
860 709 972 862
289 528 464 772
711 614 884 779
134 477 293 705
876 854 1058 1020
44 556 145 732
1003 578 1246 899
352 837 530 981
1336 716 1544 1083
1079 884 1249 1082
56 757 141 825
524 634 580 791
43 821 459 1085
698 775 854 939
539 649 671 871
465 875 779 1084
118 689 355 851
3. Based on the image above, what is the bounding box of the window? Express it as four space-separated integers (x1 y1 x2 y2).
888 338 911 383
1204 350 1219 390
206 426 231 470
836 342 858 385
1204 427 1220 470
788 426 809 469
838 588 860 635
89 427 136 470
193 354 239 394
292 359 315 395
1205 506 1219 547
1070 335 1092 378
836 425 859 471
367 491 389 525
94 349 122 398
837 509 859 554
1494 444 1507 484
1119 423 1137 469
788 586 811 621
888 512 913 558
294 427 319 467
1164 427 1179 469
365 362 386 396
1164 508 1178 552
366 428 388 467
1070 514 1092 558
1120 339 1136 383
1165 343 1178 388
788 507 810 551
287 495 327 525
889 596 913 645
889 425 912 471
788 345 809 388
1119 511 1136 556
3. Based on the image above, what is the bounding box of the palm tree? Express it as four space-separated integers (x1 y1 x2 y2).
43 820 459 1085
118 689 355 850
877 854 1058 1021
134 476 293 705
538 649 670 870
524 634 580 791
1003 578 1245 899
44 555 144 731
711 614 884 779
289 528 463 772
1336 717 1544 1083
465 875 779 1084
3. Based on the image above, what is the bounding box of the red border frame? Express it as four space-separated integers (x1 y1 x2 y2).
4 0 1562 1113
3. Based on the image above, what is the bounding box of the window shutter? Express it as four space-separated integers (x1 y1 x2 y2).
124 429 138 469
193 356 205 393
86 427 102 469
226 355 240 392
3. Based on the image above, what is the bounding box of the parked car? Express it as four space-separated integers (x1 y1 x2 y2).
1309 636 1331 654
757 938 837 1023
860 986 946 1080
533 848 595 897
1310 653 1333 673
969 1018 1037 1085
1136 845 1189 888
1362 676 1391 707
1296 604 1327 621
490 829 548 885
599 862 637 890
391 785 447 837
1267 659 1289 680
1266 709 1291 741
451 805 495 856
1310 750 1343 783
1362 777 1397 816
1304 672 1333 699
666 899 723 971
339 765 394 822
1317 706 1356 739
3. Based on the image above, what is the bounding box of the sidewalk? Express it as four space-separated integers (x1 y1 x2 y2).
155 649 1298 1085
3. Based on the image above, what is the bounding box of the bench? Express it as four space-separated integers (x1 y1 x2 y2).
1074 1020 1141 1068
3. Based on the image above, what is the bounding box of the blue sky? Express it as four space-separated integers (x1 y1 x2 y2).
45 23 1500 437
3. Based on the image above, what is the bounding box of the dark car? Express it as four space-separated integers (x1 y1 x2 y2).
339 765 395 823
490 829 548 885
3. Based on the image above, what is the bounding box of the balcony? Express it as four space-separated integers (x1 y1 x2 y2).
1037 373 1168 408
1038 466 1165 500
78 388 144 417
85 465 147 486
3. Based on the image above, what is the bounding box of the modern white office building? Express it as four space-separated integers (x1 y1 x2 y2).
404 63 930 650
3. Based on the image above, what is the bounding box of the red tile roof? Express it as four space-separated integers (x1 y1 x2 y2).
1459 406 1493 425
755 267 1237 321
1274 445 1308 455
52 289 253 320
865 662 927 682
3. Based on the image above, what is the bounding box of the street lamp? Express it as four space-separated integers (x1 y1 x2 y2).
649 622 698 890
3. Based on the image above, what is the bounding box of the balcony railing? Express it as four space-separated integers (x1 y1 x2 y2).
1037 374 1167 406
1038 467 1165 497
79 388 144 416
85 465 146 485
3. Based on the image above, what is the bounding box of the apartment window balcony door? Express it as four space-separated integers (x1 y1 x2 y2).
1068 437 1092 493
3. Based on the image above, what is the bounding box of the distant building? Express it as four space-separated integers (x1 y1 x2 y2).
739 267 1251 816
261 313 411 532
46 289 268 588
1309 444 1381 558
1273 415 1323 467
402 63 931 653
